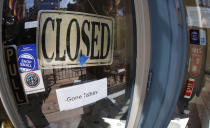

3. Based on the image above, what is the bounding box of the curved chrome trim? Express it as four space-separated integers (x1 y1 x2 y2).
138 0 188 127
0 0 25 127
127 0 151 127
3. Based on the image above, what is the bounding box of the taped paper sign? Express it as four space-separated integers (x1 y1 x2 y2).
37 11 114 69
17 44 38 73
21 70 45 95
187 7 210 28
189 45 203 77
190 29 206 45
56 78 107 111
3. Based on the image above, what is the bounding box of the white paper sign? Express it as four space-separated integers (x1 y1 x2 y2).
20 70 45 94
24 21 38 29
56 78 107 111
187 7 210 28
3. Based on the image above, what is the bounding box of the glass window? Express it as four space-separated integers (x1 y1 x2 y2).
2 0 135 127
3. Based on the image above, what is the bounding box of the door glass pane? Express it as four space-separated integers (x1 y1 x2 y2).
2 0 135 127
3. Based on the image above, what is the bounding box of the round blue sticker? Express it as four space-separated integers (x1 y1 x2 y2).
18 53 36 72
17 44 38 73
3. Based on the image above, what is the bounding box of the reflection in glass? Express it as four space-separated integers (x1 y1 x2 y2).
2 0 135 127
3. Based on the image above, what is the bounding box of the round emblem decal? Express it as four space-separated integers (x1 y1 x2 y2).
24 72 40 88
18 53 36 73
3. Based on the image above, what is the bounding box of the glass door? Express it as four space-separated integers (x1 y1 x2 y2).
0 0 151 127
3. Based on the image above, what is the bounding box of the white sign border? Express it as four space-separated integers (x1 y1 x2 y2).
36 10 115 69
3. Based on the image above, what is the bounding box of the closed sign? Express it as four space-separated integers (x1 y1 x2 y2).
37 11 114 68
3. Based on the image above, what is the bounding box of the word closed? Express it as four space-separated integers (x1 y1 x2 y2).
37 11 114 68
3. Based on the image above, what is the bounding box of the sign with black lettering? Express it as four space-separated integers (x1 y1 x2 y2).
4 45 28 105
37 11 114 68
56 78 107 111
